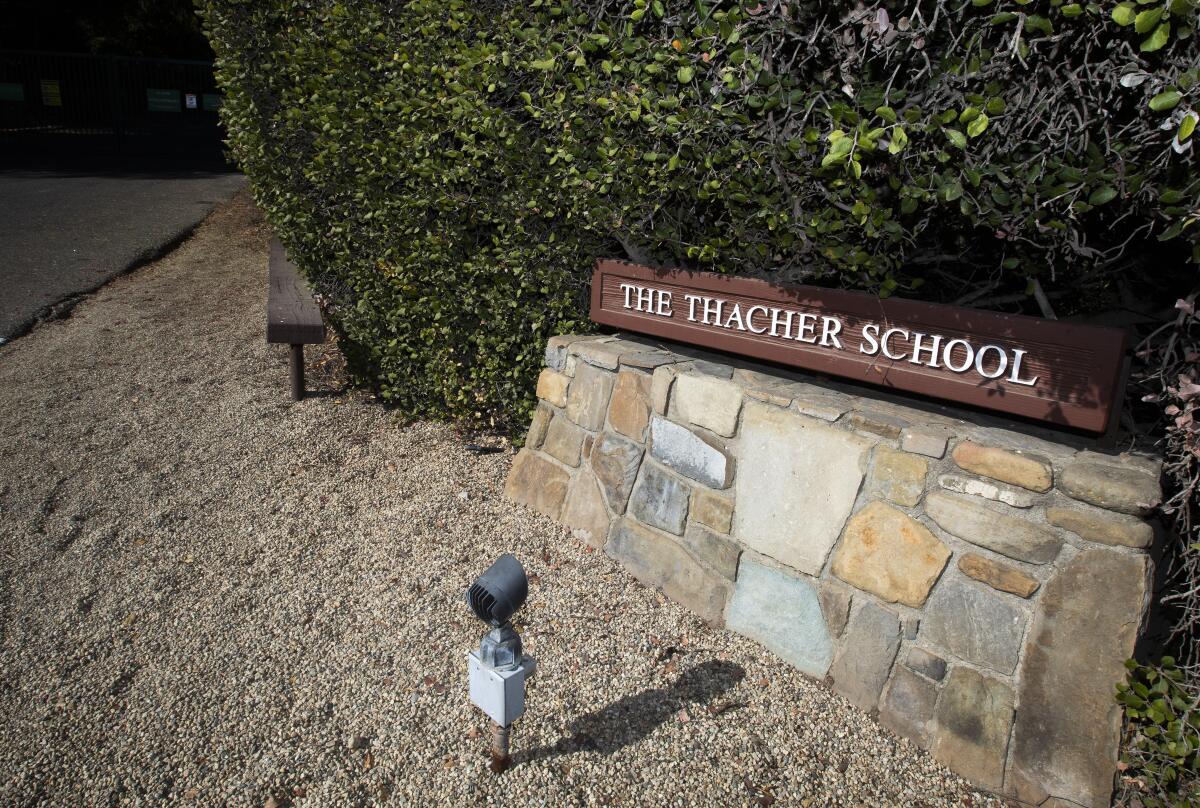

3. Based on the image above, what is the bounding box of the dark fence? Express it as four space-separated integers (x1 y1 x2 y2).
0 50 227 162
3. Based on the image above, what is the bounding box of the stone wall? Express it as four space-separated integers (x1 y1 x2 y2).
505 333 1161 808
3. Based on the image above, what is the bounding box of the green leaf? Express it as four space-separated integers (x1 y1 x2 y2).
959 106 980 124
1135 7 1163 33
1141 21 1171 51
875 105 897 123
1178 113 1197 142
530 57 556 70
941 181 964 202
1060 4 1084 16
1150 89 1182 111
1025 14 1053 33
1089 185 1118 205
677 66 694 83
1112 3 1137 25
888 126 908 154
945 128 968 149
967 113 989 138
652 0 665 17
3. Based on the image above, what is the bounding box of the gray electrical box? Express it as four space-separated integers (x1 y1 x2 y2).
467 650 536 727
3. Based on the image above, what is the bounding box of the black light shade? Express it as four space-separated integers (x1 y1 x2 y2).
466 554 528 627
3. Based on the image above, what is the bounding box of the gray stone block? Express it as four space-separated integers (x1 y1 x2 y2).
606 518 731 624
904 647 947 682
880 665 939 745
545 334 601 371
1046 503 1154 548
726 559 833 677
648 415 733 489
1059 460 1161 515
900 426 951 459
818 581 852 638
925 491 1063 564
681 523 741 580
921 576 1027 675
628 462 690 536
932 666 1014 792
1009 547 1150 808
828 601 902 711
590 431 643 514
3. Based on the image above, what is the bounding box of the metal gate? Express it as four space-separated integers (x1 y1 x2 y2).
0 50 225 160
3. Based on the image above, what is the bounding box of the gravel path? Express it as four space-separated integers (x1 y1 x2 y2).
0 193 1002 807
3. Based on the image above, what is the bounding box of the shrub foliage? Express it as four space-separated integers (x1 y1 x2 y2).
199 0 1198 425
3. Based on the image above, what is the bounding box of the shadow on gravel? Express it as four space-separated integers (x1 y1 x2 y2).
518 660 746 764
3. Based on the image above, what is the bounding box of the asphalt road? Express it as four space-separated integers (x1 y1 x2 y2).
0 165 246 339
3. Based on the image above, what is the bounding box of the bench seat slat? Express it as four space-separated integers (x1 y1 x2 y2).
266 238 325 345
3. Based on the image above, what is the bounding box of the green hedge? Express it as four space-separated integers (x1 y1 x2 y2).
199 0 1199 427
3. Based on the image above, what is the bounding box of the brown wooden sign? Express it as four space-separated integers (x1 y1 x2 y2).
590 259 1127 432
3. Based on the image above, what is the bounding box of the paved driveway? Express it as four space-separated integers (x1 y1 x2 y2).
0 165 245 339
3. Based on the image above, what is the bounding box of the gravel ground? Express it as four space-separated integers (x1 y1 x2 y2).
0 193 1003 807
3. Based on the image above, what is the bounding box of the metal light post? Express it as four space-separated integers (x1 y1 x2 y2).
464 554 536 772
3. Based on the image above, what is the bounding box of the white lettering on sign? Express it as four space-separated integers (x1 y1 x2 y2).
617 282 1040 387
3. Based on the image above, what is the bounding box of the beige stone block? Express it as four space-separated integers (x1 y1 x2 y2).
938 473 1037 508
692 489 734 534
951 440 1052 492
734 403 871 575
536 369 570 407
650 364 679 416
565 362 615 430
867 445 928 507
671 373 743 437
567 337 625 369
561 468 611 548
504 449 570 519
525 402 552 450
608 370 652 442
542 416 585 467
793 391 850 422
845 410 910 438
957 553 1039 598
831 502 951 608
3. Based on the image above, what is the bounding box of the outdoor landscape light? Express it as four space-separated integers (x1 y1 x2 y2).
465 554 536 772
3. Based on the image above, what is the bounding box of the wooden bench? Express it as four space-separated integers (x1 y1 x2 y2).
267 237 325 400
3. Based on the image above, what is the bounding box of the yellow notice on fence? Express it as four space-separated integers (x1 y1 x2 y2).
40 79 61 107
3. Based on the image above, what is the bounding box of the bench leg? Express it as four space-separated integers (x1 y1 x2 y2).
289 344 305 401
